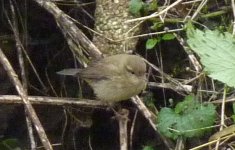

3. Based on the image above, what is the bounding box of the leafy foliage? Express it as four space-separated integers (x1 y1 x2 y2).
129 0 158 16
232 103 235 122
146 38 159 49
143 0 158 14
129 0 144 16
162 33 175 41
145 33 175 50
142 145 155 150
150 22 164 30
0 139 21 150
157 95 216 140
187 26 235 87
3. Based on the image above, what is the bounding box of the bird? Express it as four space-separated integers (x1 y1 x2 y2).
57 54 147 102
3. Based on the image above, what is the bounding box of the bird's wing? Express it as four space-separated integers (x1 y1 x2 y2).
78 60 121 81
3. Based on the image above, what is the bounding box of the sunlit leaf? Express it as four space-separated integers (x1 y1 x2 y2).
157 95 216 139
187 28 235 87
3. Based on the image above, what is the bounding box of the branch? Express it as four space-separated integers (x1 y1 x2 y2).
33 0 102 60
0 95 107 107
0 48 52 150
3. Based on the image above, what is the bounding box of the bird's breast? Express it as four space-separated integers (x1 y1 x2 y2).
91 75 146 102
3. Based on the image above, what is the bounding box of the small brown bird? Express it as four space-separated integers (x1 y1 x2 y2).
57 54 147 102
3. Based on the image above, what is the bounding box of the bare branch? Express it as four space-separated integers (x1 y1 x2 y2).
0 48 52 150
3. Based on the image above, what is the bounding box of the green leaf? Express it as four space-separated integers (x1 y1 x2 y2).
142 145 155 150
150 22 164 31
146 38 159 49
175 95 196 114
0 139 21 150
232 115 235 123
143 0 158 12
162 33 175 41
232 103 235 122
187 28 235 87
233 102 235 114
157 108 180 139
157 95 216 140
129 0 144 16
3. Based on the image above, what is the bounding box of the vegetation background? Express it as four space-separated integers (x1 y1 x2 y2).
0 0 234 150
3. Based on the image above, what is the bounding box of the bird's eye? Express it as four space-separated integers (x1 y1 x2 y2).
127 68 135 75
126 65 136 75
130 71 135 75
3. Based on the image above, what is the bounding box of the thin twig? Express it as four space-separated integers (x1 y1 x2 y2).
124 28 184 41
148 82 193 92
215 87 227 150
182 0 202 4
145 60 191 95
33 0 102 60
231 0 235 35
131 96 175 150
190 132 235 150
116 109 129 150
220 88 227 128
3 6 47 92
191 0 208 20
130 110 138 150
0 48 52 150
131 96 156 130
0 95 108 107
8 0 36 149
174 33 202 73
125 0 183 23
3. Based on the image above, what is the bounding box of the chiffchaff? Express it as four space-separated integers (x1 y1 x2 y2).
57 54 147 102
